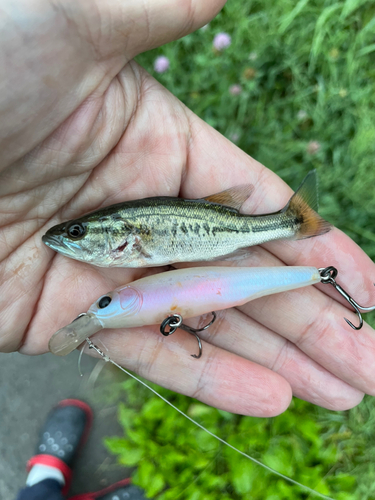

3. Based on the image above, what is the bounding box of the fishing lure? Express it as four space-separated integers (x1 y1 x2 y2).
42 171 331 268
48 265 374 357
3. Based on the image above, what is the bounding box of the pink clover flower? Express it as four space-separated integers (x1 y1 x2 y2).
213 33 231 51
154 56 170 73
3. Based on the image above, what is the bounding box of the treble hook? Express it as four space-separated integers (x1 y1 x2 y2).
319 266 375 330
160 312 217 359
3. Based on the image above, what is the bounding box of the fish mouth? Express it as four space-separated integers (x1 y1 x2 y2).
42 233 65 250
42 233 78 257
42 234 54 245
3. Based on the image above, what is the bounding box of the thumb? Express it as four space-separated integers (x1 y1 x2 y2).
96 0 227 59
0 0 226 167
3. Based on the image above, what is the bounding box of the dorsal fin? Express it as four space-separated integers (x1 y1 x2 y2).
203 184 253 211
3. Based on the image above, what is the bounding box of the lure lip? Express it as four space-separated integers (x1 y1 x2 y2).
49 313 103 356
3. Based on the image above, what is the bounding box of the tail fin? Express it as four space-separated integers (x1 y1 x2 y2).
284 170 332 239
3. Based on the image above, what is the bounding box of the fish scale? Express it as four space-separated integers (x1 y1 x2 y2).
42 171 331 268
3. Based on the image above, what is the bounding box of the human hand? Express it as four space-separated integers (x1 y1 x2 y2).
1 0 375 417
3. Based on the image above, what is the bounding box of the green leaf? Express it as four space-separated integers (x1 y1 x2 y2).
146 473 166 497
188 403 216 419
141 397 167 419
104 437 130 456
117 405 137 430
231 461 256 495
118 447 144 466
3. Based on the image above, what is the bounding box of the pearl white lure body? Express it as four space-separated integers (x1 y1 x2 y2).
49 266 321 356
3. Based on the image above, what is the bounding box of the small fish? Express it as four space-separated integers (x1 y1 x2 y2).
49 265 321 356
42 171 331 268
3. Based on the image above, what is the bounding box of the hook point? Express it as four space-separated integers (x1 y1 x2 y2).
344 316 362 331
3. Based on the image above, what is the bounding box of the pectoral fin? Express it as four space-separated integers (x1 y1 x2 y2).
133 236 152 259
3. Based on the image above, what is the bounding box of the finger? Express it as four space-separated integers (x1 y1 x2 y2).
0 0 225 167
186 308 364 411
0 230 50 352
239 280 375 397
85 324 292 418
264 228 375 312
103 0 226 58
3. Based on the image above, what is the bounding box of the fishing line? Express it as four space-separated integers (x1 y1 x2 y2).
84 339 335 500
78 343 85 377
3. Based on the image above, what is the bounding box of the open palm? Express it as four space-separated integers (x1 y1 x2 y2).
1 0 375 417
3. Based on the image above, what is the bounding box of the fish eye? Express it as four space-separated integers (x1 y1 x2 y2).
66 222 86 239
98 296 112 309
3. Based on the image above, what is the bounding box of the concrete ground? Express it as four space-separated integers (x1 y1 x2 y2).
0 350 131 499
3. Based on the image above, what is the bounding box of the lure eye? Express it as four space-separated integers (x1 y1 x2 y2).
98 296 112 309
66 222 86 239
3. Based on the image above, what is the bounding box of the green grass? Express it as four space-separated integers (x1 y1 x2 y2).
105 1 375 498
105 378 375 500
